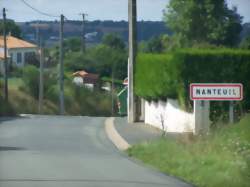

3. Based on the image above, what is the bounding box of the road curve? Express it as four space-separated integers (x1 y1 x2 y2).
0 116 192 187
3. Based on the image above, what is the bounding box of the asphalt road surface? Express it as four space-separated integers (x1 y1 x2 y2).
0 115 191 187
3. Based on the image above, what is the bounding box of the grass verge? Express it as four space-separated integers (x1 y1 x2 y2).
127 116 250 187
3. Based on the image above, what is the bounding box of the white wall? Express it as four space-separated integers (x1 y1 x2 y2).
8 48 37 67
145 99 195 133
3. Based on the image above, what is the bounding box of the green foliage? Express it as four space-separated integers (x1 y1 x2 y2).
63 37 81 53
0 80 15 116
21 65 39 99
0 20 21 38
240 35 250 49
65 44 127 80
102 33 125 50
164 0 243 47
65 51 95 72
21 65 57 100
135 54 178 100
71 86 112 116
140 36 164 53
127 115 250 187
136 49 250 110
0 96 16 116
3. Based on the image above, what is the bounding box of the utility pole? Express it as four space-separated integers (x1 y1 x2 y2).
36 22 40 47
38 36 44 114
111 66 115 116
128 0 137 123
80 13 87 53
59 14 65 115
3 8 8 101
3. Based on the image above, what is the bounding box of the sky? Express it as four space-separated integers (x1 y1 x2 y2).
0 0 250 22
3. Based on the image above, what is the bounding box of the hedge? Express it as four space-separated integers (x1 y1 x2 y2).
135 49 250 110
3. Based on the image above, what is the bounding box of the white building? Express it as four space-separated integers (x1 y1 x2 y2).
0 36 38 73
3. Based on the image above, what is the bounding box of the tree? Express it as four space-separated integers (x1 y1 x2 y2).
139 35 165 53
0 20 21 38
240 35 250 49
146 36 164 53
63 37 81 53
164 0 243 47
102 34 125 50
89 44 127 79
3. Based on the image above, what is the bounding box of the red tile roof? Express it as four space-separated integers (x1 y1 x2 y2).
0 36 37 49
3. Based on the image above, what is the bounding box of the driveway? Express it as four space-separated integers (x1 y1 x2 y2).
0 115 191 187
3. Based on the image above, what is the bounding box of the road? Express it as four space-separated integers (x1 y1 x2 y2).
0 116 191 187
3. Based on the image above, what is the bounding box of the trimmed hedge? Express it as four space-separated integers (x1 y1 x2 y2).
135 49 250 110
135 54 179 100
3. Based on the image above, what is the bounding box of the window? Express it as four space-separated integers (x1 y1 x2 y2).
24 52 36 64
10 53 13 62
17 53 22 64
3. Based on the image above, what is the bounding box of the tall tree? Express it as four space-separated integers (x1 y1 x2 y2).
0 20 21 38
164 0 243 47
102 34 125 50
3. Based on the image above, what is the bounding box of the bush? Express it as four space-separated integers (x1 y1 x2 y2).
71 85 112 116
135 54 178 100
136 49 250 112
21 65 39 99
20 65 58 101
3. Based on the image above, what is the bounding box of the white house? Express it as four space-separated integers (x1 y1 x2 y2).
0 36 38 72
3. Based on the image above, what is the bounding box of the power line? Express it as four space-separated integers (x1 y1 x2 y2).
20 0 59 18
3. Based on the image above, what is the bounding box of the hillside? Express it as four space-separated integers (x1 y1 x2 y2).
17 20 172 46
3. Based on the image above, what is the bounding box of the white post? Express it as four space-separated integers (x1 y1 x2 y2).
229 101 234 124
140 98 145 121
194 100 210 135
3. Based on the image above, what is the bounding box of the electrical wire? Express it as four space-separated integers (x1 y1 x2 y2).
20 0 60 18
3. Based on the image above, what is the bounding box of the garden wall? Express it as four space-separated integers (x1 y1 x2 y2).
145 99 195 133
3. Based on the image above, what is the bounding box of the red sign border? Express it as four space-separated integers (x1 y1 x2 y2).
190 83 243 101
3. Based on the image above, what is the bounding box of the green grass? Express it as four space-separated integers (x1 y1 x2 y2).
0 77 23 90
127 116 250 187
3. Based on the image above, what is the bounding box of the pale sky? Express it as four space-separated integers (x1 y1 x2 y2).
0 0 250 22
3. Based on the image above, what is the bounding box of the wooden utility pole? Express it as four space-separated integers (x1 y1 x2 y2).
80 13 87 53
38 36 44 114
3 8 8 101
128 0 137 123
59 14 65 115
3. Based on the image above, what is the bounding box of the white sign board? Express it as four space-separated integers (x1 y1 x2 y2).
190 83 243 101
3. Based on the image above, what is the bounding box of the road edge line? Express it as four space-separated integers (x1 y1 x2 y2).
105 117 131 151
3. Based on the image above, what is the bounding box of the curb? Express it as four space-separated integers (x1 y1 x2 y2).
105 117 131 151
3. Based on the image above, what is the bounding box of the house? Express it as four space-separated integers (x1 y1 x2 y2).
72 70 99 90
0 36 38 69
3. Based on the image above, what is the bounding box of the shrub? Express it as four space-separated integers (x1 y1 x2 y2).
135 54 178 100
21 65 39 99
135 49 250 113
